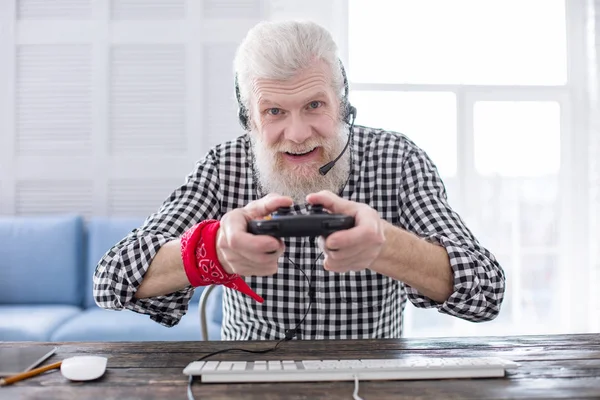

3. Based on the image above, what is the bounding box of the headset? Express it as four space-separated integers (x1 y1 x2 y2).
234 59 356 132
235 59 357 176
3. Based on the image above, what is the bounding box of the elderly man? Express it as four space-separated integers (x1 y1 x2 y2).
94 20 505 340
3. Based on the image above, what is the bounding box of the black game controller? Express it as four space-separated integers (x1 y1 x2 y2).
247 204 355 238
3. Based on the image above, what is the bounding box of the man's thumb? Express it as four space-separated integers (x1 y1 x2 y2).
245 194 293 218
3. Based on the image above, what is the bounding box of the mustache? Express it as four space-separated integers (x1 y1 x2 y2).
250 124 346 157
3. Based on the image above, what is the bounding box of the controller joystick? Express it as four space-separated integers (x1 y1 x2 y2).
309 204 324 214
273 206 292 216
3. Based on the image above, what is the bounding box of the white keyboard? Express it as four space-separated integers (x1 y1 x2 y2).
183 357 519 383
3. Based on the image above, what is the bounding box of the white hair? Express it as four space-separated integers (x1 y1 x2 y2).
234 20 345 119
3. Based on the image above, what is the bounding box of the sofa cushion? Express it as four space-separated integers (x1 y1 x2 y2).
49 306 221 341
0 305 81 341
85 217 205 309
0 214 84 305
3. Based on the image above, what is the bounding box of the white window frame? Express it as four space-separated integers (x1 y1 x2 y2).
341 0 593 335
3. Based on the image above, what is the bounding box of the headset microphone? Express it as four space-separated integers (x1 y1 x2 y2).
318 106 356 176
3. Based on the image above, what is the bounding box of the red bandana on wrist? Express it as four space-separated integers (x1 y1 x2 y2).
180 220 264 303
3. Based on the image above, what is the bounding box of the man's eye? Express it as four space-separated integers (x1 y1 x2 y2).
267 108 281 115
308 101 322 109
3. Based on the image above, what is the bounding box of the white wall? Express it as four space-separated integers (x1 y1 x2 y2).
0 0 346 217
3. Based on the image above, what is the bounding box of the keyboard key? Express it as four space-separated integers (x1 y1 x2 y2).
268 361 282 371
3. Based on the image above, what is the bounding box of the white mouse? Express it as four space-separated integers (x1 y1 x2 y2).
60 356 108 381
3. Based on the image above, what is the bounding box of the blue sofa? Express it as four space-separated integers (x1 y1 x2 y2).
0 214 223 342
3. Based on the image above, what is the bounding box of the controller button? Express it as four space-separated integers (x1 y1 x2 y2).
274 206 292 216
311 204 324 213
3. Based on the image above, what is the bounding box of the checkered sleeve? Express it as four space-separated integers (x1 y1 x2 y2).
398 144 506 322
93 152 222 327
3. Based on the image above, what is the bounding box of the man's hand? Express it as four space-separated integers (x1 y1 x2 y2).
306 190 385 273
216 193 293 276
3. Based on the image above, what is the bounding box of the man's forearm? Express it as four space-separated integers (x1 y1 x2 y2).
371 221 453 303
134 239 190 299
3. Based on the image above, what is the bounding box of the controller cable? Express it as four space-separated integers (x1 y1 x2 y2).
186 252 321 400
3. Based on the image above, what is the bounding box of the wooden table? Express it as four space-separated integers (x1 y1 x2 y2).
1 333 600 399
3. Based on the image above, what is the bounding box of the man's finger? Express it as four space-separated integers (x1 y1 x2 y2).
222 211 282 252
230 231 283 255
244 193 294 219
305 190 355 215
324 245 364 263
325 222 379 251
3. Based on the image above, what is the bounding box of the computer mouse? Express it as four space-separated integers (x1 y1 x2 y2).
60 356 107 381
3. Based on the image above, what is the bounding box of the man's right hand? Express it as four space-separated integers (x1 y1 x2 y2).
216 193 293 277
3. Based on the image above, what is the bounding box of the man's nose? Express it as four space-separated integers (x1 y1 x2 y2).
285 113 312 144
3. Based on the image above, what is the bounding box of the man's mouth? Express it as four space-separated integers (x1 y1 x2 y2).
281 147 321 164
285 147 317 157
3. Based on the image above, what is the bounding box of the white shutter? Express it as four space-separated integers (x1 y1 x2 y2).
203 0 263 19
107 179 181 216
16 44 92 155
110 0 185 20
109 44 186 154
17 0 91 20
15 180 93 216
203 43 241 149
1 0 338 216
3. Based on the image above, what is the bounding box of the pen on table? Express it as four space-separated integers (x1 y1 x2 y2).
0 361 62 387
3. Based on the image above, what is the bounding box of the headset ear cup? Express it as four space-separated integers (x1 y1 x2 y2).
338 60 356 126
348 104 356 123
238 107 249 131
343 103 356 125
344 104 351 124
235 74 250 131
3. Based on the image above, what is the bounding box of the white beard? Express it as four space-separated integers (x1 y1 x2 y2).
250 124 351 205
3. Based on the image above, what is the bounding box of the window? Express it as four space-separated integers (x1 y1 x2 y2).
348 0 567 85
349 91 457 177
348 0 586 336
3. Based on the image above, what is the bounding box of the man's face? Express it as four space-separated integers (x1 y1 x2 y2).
248 61 350 204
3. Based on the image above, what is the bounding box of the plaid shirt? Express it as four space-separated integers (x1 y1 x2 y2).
93 125 505 340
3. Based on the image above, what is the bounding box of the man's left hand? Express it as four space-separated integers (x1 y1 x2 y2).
305 190 385 273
